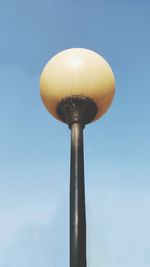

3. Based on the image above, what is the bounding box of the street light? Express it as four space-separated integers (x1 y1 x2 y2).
40 48 115 267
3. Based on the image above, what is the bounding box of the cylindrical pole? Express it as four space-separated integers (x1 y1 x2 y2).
70 122 86 267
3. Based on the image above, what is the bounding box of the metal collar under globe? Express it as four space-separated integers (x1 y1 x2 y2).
57 96 97 128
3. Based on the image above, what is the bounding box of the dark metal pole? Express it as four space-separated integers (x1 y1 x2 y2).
70 122 86 267
56 96 97 267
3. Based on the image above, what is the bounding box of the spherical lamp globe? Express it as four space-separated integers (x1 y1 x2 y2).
40 48 115 123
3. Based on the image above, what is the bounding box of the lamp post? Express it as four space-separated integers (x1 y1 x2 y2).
40 48 115 267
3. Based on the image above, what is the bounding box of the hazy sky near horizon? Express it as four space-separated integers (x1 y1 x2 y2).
0 0 150 266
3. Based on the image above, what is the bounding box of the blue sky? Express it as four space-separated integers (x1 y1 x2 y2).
0 0 150 266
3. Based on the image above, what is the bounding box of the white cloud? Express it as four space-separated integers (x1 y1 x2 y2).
0 192 68 267
1 185 150 267
87 185 150 267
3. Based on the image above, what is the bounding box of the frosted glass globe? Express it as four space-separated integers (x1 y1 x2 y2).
40 48 115 122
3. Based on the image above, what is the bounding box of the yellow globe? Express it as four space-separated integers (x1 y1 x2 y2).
40 48 115 122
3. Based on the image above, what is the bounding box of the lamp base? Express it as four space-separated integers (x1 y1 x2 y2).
56 96 97 128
